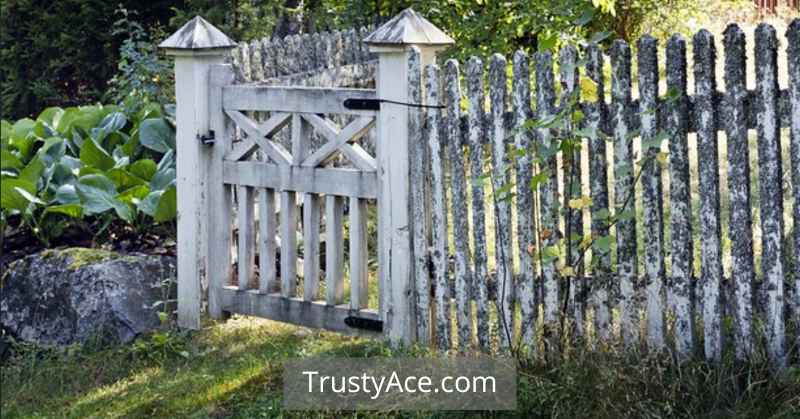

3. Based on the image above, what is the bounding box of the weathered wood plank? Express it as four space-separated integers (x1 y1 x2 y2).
586 44 612 344
666 35 694 359
219 287 381 338
223 161 378 198
426 63 451 350
208 64 237 319
445 59 473 349
301 116 375 168
466 57 492 350
491 53 515 349
534 51 559 348
787 19 800 353
559 45 584 340
226 112 291 162
693 30 723 362
610 40 639 347
237 186 256 290
280 191 298 297
637 36 666 351
514 50 537 347
258 188 278 293
408 47 431 344
223 85 378 115
349 197 369 310
225 110 293 165
754 24 786 369
723 24 755 360
326 195 345 305
303 193 321 301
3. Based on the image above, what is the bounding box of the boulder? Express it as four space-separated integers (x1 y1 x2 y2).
1 248 176 347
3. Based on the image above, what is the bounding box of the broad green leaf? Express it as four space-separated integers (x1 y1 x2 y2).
19 156 45 185
138 190 162 217
1 120 12 143
80 137 115 171
15 187 44 205
37 107 64 127
55 184 80 204
150 167 175 191
45 203 83 218
593 235 612 252
154 185 177 222
1 149 22 170
76 174 131 221
129 159 157 181
107 167 146 190
118 185 150 205
139 118 175 153
1 178 36 211
98 112 127 133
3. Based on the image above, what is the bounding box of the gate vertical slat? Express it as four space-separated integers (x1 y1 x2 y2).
237 185 256 290
349 197 369 310
490 53 515 349
586 45 612 344
325 195 345 305
638 36 666 351
610 40 639 347
280 192 299 297
259 188 277 293
693 30 723 362
754 24 786 368
788 20 800 351
408 47 431 343
466 57 492 350
445 59 474 348
426 64 451 350
513 50 537 346
534 51 559 347
303 193 321 301
723 24 755 360
559 46 583 339
666 35 694 358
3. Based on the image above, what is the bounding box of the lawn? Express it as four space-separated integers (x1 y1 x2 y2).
2 316 798 418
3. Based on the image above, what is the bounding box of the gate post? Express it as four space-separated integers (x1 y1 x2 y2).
365 9 454 345
160 17 236 329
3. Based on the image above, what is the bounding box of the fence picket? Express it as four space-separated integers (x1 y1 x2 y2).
445 59 474 348
349 197 369 310
534 51 560 348
280 192 298 297
466 57 492 350
408 47 431 343
754 24 786 368
586 45 612 344
426 64 451 350
666 35 694 359
259 188 277 293
558 46 584 340
788 20 800 352
723 24 755 360
513 50 537 347
490 54 515 349
610 40 639 347
693 30 723 362
637 36 666 351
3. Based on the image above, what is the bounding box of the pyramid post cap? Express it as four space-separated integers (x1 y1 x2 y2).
159 16 237 52
364 8 454 47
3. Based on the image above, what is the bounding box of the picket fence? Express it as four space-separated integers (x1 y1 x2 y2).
160 10 799 370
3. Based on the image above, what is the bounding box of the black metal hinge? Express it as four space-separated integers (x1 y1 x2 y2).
344 316 383 332
343 98 445 111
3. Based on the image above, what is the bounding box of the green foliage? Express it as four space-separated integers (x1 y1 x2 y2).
0 104 177 247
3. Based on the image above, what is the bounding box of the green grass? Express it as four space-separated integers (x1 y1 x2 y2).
2 317 798 418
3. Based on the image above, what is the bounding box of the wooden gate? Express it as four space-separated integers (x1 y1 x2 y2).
207 83 382 337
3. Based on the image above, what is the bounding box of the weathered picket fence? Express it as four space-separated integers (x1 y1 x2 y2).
161 10 800 369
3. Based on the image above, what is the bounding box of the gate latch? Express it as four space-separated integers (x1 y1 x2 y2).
198 130 215 146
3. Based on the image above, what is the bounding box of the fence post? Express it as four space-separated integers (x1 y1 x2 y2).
364 8 454 345
160 17 236 329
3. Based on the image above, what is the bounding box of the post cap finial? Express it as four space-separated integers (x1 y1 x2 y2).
159 16 237 53
364 8 454 47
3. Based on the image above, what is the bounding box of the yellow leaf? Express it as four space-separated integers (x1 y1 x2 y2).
656 152 669 165
568 196 593 209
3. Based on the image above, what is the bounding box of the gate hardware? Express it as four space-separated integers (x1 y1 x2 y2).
344 98 445 111
344 316 384 332
198 130 216 145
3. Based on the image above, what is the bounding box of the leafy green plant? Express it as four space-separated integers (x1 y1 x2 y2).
1 104 178 247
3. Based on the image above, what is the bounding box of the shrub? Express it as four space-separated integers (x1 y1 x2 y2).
1 104 177 247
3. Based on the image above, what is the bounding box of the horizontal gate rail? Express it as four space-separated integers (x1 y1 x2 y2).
223 161 378 198
222 85 378 115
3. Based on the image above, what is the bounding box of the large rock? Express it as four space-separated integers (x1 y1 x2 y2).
1 248 176 347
